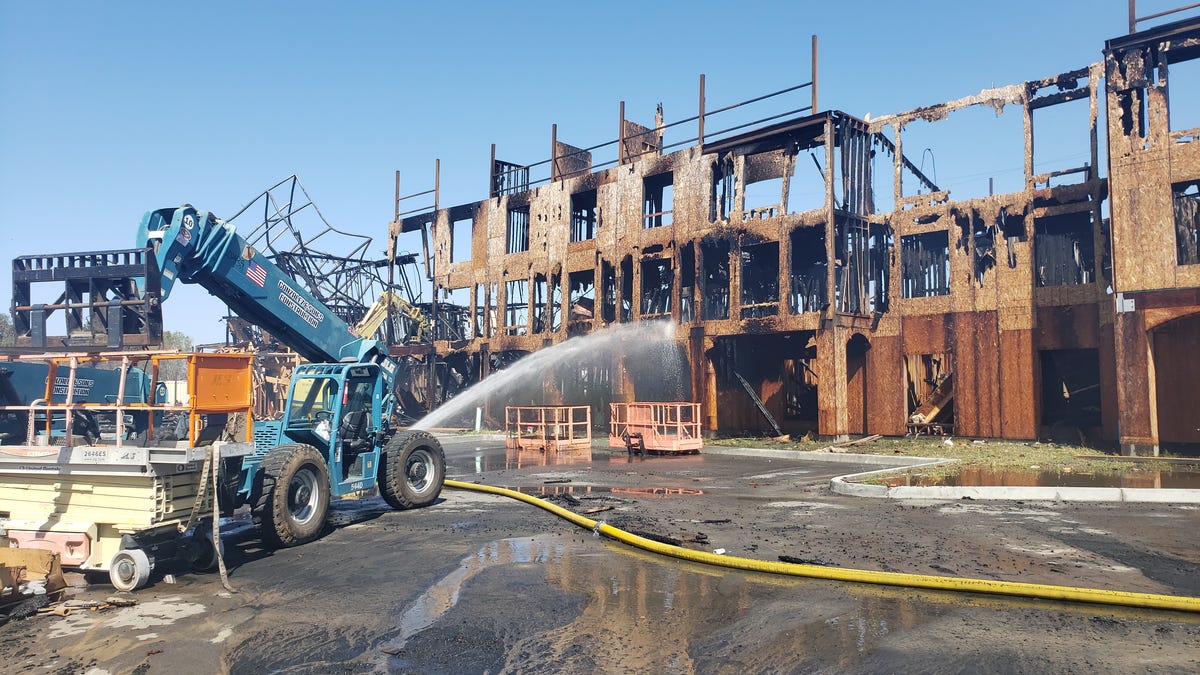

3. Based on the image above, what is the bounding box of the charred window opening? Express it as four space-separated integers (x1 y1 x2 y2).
905 353 954 432
640 258 673 318
1039 349 1101 432
504 278 527 335
711 156 736 222
838 217 892 313
956 211 1000 285
870 127 897 214
532 274 549 334
550 273 562 332
901 230 951 299
1035 212 1094 286
893 105 1022 199
1118 86 1148 138
740 242 779 318
506 206 530 253
743 151 787 221
789 227 827 313
486 283 498 338
643 173 674 229
999 207 1026 268
1167 55 1200 133
441 287 473 341
601 259 616 323
792 143 828 215
1172 180 1200 264
568 270 595 336
571 190 597 242
782 332 819 423
450 209 474 263
1031 96 1093 184
474 284 486 338
701 240 730 320
680 243 695 323
619 255 633 322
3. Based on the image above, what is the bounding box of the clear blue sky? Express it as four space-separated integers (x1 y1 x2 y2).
0 1 1174 343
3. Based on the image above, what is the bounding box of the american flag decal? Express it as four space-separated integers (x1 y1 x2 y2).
246 260 267 288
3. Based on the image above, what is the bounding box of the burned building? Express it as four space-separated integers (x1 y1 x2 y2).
388 17 1200 454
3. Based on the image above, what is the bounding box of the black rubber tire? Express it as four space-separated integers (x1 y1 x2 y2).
254 443 330 548
184 530 221 572
379 430 445 510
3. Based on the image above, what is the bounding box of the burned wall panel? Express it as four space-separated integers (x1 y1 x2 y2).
1151 312 1200 445
953 311 1001 439
403 44 1181 446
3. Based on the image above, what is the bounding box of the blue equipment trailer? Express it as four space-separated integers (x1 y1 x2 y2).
0 361 154 444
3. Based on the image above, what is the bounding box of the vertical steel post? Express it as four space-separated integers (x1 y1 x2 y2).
429 159 440 412
698 74 706 153
388 170 399 344
811 35 819 113
551 123 558 181
489 143 496 197
618 101 626 165
1129 0 1137 33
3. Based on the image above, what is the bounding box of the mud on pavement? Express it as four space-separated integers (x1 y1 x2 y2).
2 435 1198 674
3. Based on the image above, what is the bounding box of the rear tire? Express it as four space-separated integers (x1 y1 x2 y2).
380 431 445 509
254 444 330 548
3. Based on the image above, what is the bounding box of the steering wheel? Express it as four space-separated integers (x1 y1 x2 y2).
314 410 332 422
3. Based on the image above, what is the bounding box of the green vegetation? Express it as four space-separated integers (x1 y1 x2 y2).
708 435 1185 476
0 313 13 346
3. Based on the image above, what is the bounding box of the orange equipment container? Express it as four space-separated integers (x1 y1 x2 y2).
505 406 592 452
609 402 702 454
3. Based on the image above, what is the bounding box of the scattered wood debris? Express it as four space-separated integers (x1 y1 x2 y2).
815 434 883 453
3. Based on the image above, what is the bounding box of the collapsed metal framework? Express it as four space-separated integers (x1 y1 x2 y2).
226 175 427 340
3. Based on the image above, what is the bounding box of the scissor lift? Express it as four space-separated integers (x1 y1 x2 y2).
0 351 255 591
609 402 702 455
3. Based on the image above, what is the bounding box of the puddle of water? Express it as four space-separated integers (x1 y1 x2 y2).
448 445 709 475
883 466 1200 489
381 534 947 673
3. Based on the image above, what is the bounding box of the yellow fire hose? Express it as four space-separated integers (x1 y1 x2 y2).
444 479 1200 614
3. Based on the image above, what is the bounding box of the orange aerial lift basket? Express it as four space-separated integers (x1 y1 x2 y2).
609 402 702 454
505 406 592 452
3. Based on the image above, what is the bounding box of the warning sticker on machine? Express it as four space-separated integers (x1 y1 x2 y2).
278 280 324 328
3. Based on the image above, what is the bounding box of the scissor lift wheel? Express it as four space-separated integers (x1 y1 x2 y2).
109 549 152 592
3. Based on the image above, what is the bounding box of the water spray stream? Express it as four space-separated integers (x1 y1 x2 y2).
413 320 677 431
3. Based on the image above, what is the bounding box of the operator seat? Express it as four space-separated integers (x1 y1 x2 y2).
339 410 371 453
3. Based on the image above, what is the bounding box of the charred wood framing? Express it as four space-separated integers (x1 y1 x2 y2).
375 15 1200 453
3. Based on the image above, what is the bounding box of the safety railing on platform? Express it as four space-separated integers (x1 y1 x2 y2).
505 405 592 452
609 402 702 454
0 350 253 449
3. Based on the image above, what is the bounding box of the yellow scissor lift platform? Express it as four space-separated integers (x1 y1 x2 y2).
0 351 255 591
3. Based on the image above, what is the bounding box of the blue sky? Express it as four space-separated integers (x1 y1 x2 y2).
0 1 1179 343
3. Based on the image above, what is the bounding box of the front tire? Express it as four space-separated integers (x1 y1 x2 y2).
380 431 445 509
254 444 330 548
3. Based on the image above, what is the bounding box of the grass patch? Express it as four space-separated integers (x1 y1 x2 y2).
708 435 1187 477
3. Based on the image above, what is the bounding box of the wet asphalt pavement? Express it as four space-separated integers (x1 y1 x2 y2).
2 434 1199 674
